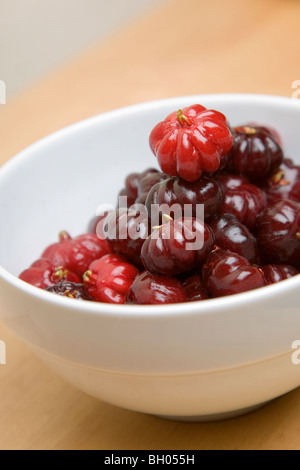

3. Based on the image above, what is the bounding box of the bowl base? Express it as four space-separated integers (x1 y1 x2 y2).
155 401 270 422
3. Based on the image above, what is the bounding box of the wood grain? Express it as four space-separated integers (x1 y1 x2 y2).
0 0 300 450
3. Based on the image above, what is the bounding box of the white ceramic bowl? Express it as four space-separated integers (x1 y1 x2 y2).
0 94 300 421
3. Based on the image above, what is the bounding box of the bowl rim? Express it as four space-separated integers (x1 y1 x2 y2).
0 92 300 319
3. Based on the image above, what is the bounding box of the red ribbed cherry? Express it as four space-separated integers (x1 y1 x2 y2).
202 250 266 298
42 231 111 276
19 259 80 289
83 254 139 304
141 216 215 276
149 104 233 182
126 271 187 304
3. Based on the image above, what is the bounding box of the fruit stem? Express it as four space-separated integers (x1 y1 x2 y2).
83 270 96 285
59 231 72 242
54 266 69 281
177 109 192 127
235 126 256 135
153 214 174 231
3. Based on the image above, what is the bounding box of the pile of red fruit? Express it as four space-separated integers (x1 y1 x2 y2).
19 104 300 304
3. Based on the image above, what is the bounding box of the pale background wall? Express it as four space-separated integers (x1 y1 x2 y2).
0 0 164 99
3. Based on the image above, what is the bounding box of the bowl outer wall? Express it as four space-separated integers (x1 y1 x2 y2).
0 94 300 375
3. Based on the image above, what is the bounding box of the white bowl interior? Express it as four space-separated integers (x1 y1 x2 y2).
0 94 300 276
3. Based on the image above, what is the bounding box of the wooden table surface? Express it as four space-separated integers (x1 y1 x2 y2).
1 0 300 450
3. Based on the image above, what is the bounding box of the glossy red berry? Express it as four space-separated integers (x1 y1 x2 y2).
145 175 225 223
141 217 214 276
103 208 150 267
126 271 187 304
19 259 80 289
137 169 166 196
118 168 160 208
46 280 91 300
261 265 298 285
261 158 300 204
256 200 300 269
220 178 267 229
83 254 139 304
229 125 283 179
182 274 208 301
209 214 258 263
150 104 233 182
202 250 266 298
42 232 111 277
215 173 250 190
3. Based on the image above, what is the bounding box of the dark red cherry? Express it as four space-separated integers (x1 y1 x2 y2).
145 176 225 224
141 217 215 276
261 159 300 204
103 208 150 268
182 274 208 301
228 125 284 179
221 182 267 230
202 250 266 298
209 214 258 263
215 173 250 190
261 265 298 285
256 200 300 269
118 168 161 208
126 271 187 304
138 170 167 196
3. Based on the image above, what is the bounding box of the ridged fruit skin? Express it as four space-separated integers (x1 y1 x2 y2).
261 158 300 204
118 168 160 208
149 104 233 182
141 217 214 276
83 254 139 304
19 259 80 289
145 175 225 223
228 125 283 179
256 200 300 269
261 264 298 285
104 209 150 268
42 232 111 277
209 214 258 263
126 271 187 304
182 274 208 301
217 174 267 229
202 250 266 298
